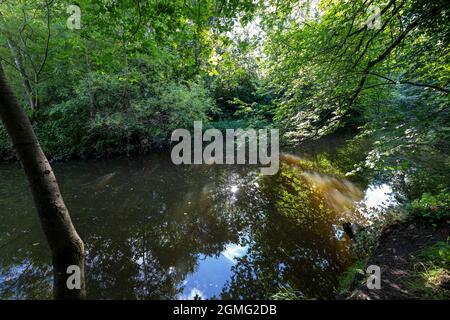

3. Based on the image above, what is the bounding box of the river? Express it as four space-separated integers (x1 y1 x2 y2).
0 141 395 299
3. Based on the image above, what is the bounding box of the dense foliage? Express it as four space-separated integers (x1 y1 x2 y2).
0 0 448 208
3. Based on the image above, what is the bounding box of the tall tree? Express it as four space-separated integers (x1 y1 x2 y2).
0 63 85 299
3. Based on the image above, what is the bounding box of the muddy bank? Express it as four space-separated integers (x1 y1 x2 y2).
342 218 450 300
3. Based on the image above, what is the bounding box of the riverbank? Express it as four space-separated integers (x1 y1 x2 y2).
338 217 450 300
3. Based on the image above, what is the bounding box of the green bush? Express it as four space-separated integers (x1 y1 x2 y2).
86 81 218 155
145 81 219 131
417 241 450 268
0 72 218 160
408 191 450 221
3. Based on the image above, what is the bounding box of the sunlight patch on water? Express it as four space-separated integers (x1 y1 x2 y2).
356 183 397 220
363 184 396 209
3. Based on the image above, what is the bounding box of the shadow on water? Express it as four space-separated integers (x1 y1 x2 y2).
0 147 393 299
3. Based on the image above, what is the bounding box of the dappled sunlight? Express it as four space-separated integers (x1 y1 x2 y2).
279 153 367 224
363 184 396 210
355 183 398 221
302 172 364 221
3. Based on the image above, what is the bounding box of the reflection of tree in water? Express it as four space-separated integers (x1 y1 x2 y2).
221 161 356 299
71 158 250 299
0 260 52 299
0 166 53 299
0 155 253 299
0 154 360 299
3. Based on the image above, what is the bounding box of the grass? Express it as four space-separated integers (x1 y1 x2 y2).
402 240 450 299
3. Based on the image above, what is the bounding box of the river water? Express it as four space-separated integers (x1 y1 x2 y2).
0 144 394 299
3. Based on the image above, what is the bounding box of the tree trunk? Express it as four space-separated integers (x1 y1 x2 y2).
0 64 85 299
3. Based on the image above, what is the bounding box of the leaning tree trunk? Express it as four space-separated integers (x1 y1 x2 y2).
0 64 85 299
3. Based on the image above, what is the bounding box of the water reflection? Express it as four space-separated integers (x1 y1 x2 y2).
362 184 396 210
0 151 384 299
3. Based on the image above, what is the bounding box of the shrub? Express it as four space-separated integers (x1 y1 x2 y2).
417 241 450 267
408 191 450 222
2 72 219 160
